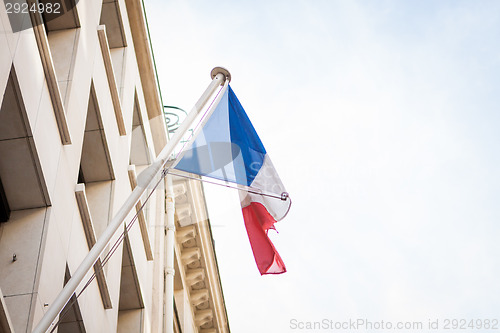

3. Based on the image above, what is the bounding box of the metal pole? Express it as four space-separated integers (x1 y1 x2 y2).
164 175 175 333
33 68 230 333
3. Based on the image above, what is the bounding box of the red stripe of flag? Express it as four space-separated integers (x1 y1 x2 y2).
242 202 286 275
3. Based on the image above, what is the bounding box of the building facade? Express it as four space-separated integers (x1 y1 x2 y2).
0 0 229 332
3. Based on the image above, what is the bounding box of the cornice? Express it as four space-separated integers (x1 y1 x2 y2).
172 177 230 333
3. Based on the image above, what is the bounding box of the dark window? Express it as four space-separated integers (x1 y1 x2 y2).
77 167 85 184
0 176 10 222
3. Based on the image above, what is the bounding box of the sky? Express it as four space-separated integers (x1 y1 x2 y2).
145 1 500 332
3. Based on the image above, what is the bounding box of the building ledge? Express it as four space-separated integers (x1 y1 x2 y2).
75 184 113 309
28 5 71 145
97 25 127 136
127 166 154 260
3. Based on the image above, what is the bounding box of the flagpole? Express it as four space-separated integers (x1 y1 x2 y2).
164 175 175 333
32 67 231 333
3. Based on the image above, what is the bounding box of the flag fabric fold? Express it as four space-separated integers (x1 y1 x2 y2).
173 85 291 275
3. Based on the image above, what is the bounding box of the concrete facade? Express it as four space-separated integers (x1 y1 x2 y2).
0 1 229 332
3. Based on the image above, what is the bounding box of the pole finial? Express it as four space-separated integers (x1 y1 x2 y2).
211 67 231 85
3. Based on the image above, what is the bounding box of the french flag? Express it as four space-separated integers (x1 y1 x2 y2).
174 85 291 275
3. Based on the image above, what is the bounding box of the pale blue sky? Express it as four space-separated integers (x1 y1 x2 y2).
146 1 500 331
